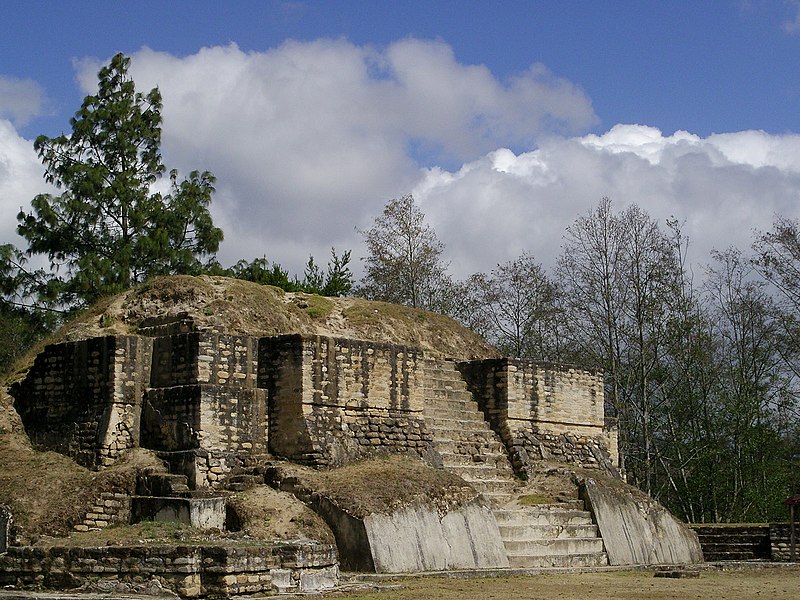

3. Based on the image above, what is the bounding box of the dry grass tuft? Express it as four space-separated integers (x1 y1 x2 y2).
280 455 480 518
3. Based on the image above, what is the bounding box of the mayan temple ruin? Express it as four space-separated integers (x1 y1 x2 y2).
0 276 704 597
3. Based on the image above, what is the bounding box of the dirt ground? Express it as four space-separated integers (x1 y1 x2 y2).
332 567 800 600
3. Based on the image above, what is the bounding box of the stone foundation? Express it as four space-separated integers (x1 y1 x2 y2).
0 543 338 596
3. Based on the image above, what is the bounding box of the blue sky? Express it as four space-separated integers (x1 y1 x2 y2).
3 1 800 276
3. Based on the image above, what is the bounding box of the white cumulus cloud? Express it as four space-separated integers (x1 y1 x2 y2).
414 125 800 277
5 42 800 288
69 41 597 272
0 119 51 250
0 76 47 127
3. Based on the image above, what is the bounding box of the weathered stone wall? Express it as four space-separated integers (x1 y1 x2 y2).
458 358 618 474
770 523 800 561
151 332 200 387
260 335 433 467
151 332 260 389
74 492 132 532
143 332 268 487
9 328 617 485
10 335 153 468
0 543 338 596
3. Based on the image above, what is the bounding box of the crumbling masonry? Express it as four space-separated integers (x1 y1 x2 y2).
10 319 619 486
5 315 709 589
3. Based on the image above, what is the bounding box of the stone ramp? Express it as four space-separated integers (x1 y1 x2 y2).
422 359 518 507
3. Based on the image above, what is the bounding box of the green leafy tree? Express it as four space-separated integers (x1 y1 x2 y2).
227 248 352 296
0 244 59 375
468 254 561 359
320 248 353 297
16 53 223 307
358 194 450 310
228 257 299 291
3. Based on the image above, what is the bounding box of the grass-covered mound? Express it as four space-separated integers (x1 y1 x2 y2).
3 275 498 385
271 456 481 518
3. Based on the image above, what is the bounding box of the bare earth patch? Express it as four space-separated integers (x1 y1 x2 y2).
332 567 800 600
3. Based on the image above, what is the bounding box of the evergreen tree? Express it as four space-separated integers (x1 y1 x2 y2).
17 53 223 307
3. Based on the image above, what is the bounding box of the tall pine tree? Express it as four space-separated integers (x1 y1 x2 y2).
17 53 223 307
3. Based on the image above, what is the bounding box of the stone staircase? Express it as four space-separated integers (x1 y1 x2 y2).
422 359 608 569
422 359 518 507
690 525 771 561
494 503 608 567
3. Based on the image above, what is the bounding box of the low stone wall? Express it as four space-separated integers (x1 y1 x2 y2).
260 335 433 467
0 543 338 597
458 359 617 475
770 523 799 561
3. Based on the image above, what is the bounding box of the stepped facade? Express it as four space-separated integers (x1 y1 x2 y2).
11 321 617 479
8 314 702 580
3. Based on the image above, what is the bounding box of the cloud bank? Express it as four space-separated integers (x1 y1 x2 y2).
416 125 800 276
3 40 800 283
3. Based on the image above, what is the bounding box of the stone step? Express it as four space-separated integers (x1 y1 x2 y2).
433 432 506 450
458 478 517 495
437 450 514 471
225 473 264 492
423 391 483 408
442 464 519 481
507 552 608 569
422 380 472 400
425 414 492 427
702 551 767 561
424 407 490 420
494 508 594 526
432 434 502 449
136 472 191 497
691 526 769 536
498 523 599 540
503 536 605 556
423 369 468 381
428 425 495 438
425 410 491 423
540 498 586 511
482 492 516 507
700 541 769 552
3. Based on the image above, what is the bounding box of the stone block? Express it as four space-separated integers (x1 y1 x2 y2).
131 496 226 530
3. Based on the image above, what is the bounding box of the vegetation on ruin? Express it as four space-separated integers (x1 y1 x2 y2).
16 53 223 308
273 456 480 518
